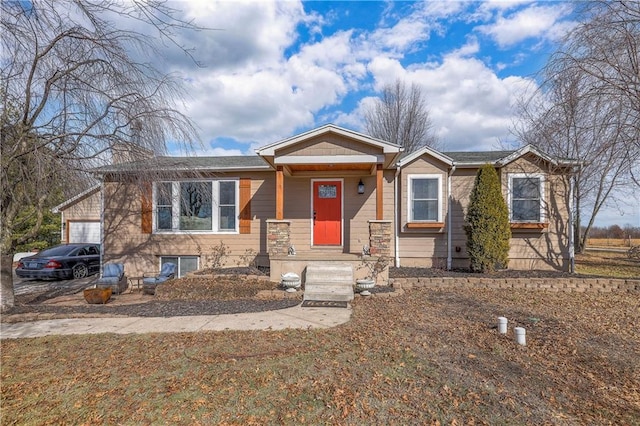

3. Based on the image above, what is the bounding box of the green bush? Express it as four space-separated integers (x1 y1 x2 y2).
465 164 511 272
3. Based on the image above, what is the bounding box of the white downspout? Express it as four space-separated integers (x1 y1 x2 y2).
568 171 575 273
447 164 457 270
99 176 105 276
60 211 65 243
394 167 401 268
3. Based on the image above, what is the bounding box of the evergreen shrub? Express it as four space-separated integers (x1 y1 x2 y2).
465 164 511 272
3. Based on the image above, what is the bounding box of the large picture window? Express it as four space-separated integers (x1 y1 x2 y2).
408 175 441 222
154 180 238 233
509 174 545 222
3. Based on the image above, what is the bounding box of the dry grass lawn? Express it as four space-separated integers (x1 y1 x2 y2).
1 253 639 424
587 237 640 249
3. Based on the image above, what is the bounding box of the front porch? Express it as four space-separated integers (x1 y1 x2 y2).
255 125 402 288
266 219 392 285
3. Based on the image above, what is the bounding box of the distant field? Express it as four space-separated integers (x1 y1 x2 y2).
576 250 640 279
587 238 640 248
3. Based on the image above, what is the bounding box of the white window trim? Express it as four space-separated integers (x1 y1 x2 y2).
152 179 240 234
407 174 443 223
508 173 546 223
159 256 199 278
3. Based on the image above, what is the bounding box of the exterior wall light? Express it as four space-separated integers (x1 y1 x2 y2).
358 179 365 194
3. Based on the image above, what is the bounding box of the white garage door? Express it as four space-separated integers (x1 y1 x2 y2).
69 221 101 244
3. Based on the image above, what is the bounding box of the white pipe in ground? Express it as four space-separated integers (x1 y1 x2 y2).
514 327 526 345
498 317 508 334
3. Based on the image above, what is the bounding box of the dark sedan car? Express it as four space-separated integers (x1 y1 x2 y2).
16 243 101 280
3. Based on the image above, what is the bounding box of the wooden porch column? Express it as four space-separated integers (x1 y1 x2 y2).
376 164 383 220
276 166 284 220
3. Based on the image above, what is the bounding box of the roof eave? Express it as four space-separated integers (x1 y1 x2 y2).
51 184 101 213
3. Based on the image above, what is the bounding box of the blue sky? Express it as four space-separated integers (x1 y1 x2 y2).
156 0 638 228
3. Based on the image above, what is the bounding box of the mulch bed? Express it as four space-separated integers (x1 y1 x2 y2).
5 299 301 318
5 265 607 321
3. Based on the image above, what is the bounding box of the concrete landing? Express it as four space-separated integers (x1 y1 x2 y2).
303 263 354 302
0 305 352 339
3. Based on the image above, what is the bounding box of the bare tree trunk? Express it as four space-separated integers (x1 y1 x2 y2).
1 254 15 312
575 197 583 253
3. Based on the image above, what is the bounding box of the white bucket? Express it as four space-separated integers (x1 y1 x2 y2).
498 317 508 334
514 327 526 346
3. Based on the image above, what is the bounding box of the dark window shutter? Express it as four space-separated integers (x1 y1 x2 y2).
239 178 251 234
141 183 152 234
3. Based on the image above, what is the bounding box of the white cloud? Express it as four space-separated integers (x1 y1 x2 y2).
176 0 305 70
147 1 556 154
365 48 537 151
478 3 574 47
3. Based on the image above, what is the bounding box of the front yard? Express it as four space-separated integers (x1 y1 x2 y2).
2 281 639 424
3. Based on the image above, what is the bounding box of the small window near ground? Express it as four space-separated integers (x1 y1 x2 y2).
509 174 544 222
408 175 441 222
160 256 199 278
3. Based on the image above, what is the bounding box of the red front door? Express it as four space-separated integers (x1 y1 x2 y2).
313 181 342 246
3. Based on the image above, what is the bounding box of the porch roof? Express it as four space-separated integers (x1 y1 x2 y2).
256 124 403 174
255 124 403 156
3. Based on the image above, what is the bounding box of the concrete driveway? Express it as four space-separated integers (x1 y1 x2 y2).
12 272 96 297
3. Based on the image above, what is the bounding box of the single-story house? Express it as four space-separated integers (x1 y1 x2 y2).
94 124 578 283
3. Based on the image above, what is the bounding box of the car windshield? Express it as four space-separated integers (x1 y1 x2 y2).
38 245 77 257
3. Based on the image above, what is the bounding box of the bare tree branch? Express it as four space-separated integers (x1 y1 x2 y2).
1 0 202 311
513 0 640 252
364 80 438 152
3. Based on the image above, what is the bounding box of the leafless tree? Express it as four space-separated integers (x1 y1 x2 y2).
364 80 438 153
514 0 640 252
0 0 200 311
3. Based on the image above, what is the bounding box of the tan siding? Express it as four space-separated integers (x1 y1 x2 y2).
437 158 572 271
280 172 395 256
60 191 101 243
397 156 450 266
103 172 275 276
63 192 101 220
284 178 312 251
277 134 381 156
501 156 572 270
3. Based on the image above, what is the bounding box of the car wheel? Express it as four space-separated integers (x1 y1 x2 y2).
72 264 89 279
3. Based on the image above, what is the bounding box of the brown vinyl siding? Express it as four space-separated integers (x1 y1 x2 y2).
103 172 274 276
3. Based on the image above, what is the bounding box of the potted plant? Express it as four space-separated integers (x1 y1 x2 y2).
355 255 389 296
83 286 112 304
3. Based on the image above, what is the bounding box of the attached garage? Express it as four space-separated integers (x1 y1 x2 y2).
68 221 101 244
52 185 102 244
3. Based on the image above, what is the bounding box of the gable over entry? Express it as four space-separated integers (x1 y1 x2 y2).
256 124 403 221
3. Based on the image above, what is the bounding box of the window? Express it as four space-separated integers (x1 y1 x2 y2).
153 180 238 233
218 181 236 231
408 175 441 222
509 174 545 222
160 256 198 278
180 182 212 230
156 182 173 230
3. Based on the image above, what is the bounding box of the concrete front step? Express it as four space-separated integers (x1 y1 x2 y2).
304 283 354 302
305 264 353 283
304 263 354 302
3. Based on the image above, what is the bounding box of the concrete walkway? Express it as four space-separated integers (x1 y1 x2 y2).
0 305 352 339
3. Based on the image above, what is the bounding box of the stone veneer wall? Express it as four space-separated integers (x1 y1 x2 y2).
266 220 291 256
377 277 640 298
369 220 392 256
